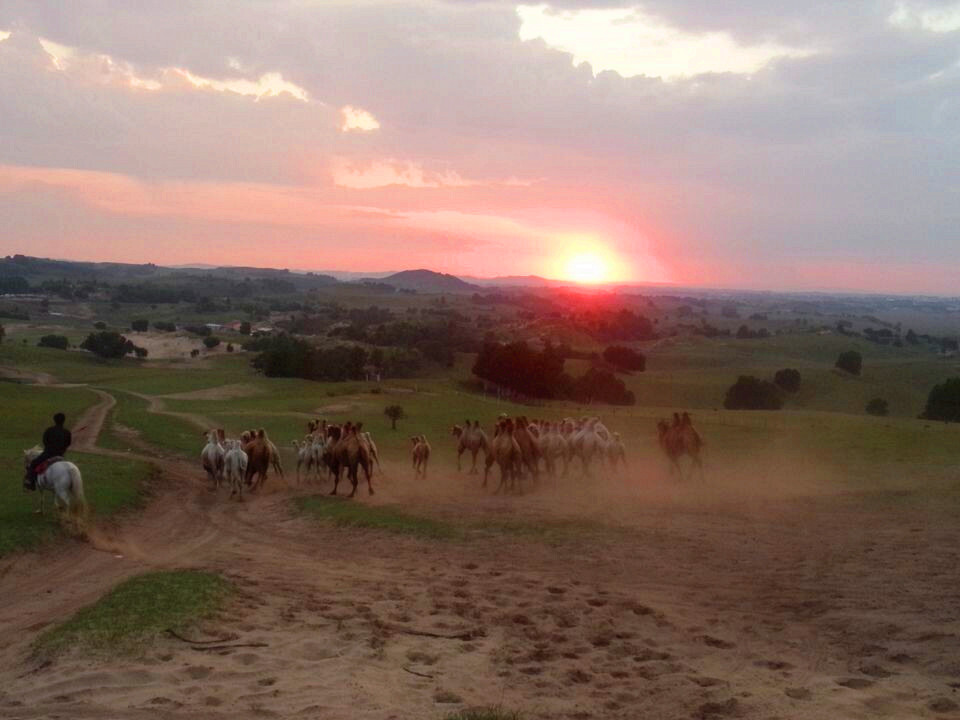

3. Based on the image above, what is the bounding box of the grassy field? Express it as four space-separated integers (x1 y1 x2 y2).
0 381 154 557
34 570 232 656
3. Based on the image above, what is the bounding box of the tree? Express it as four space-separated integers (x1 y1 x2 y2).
37 334 69 350
724 375 783 410
240 321 251 335
203 336 221 349
384 405 406 430
80 331 134 359
0 323 4 344
570 368 635 405
905 329 920 345
602 345 646 372
835 350 863 376
865 398 888 416
153 321 176 332
131 319 149 332
773 368 801 393
93 321 107 330
921 378 960 422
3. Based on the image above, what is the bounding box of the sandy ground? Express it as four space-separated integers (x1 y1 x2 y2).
1 393 959 719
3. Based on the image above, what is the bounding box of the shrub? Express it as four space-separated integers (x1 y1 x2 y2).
570 368 635 405
153 321 176 332
240 321 251 336
773 368 801 393
37 334 69 350
723 375 783 410
131 319 149 332
133 346 149 359
835 350 863 375
226 343 234 353
921 377 960 422
865 398 888 416
80 331 134 359
602 345 646 372
93 321 107 330
203 336 221 349
190 349 200 358
183 324 212 337
384 405 406 430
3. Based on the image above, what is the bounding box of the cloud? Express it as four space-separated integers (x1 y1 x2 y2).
341 105 380 132
517 4 813 78
0 1 958 291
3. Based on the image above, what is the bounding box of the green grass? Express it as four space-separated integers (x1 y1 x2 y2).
0 382 153 556
99 390 203 458
35 570 232 656
295 496 460 539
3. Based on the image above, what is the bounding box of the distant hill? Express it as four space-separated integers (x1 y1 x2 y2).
373 269 478 293
466 274 565 288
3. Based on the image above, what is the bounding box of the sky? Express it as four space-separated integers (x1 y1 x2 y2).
0 1 958 293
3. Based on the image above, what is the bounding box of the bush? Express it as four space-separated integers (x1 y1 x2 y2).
190 349 200 358
921 378 960 422
80 331 134 359
203 336 221 349
602 345 646 372
724 375 783 410
133 345 149 359
240 321 251 336
226 343 234 353
37 334 69 350
836 350 863 375
773 368 801 393
131 319 149 332
570 368 635 405
93 321 107 330
184 324 212 337
384 405 406 430
153 321 176 332
865 398 888 416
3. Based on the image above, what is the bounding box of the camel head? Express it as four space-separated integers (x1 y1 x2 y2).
451 424 462 437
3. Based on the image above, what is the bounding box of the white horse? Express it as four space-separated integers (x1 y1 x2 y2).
23 447 87 518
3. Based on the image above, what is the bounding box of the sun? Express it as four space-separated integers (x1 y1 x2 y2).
564 252 610 284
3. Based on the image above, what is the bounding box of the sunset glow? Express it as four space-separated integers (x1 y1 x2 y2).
563 251 610 284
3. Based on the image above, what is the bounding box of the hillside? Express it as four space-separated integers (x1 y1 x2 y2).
375 269 478 293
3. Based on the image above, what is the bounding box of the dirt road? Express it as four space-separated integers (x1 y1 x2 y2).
1 388 959 719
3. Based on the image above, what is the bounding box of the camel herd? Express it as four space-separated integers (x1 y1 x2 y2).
200 412 704 500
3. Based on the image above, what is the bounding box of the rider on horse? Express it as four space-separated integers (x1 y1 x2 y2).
24 412 72 491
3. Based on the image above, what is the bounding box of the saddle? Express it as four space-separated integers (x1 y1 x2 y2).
35 456 65 475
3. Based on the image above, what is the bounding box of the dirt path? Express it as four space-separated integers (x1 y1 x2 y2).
1 385 959 719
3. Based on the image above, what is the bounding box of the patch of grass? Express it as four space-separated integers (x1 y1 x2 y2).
35 570 232 656
99 390 201 458
295 496 461 539
0 382 152 556
443 709 523 720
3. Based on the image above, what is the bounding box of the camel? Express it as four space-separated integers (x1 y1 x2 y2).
607 431 627 469
329 422 373 497
361 431 381 474
571 418 605 476
539 421 569 476
224 439 248 500
657 412 703 480
243 429 274 492
484 418 522 493
411 435 431 477
513 417 541 484
201 430 225 489
452 420 488 474
245 427 284 480
294 438 320 485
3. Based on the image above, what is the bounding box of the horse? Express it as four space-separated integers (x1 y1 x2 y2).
23 447 87 518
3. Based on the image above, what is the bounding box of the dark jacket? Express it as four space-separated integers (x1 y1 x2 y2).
42 425 72 456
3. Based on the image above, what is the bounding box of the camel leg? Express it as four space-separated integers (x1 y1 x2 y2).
365 460 375 496
347 466 358 498
483 455 495 489
470 449 478 474
457 447 463 472
330 466 341 495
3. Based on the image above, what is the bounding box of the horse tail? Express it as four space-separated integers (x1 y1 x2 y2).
69 464 88 519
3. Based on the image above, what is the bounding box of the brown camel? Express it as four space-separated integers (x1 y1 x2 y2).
484 418 523 493
243 429 273 492
329 422 373 497
411 435 431 477
657 412 703 480
513 416 541 484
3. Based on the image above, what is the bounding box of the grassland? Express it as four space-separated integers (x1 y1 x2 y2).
0 381 154 557
34 570 232 656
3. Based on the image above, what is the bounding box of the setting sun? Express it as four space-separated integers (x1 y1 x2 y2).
564 251 611 284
